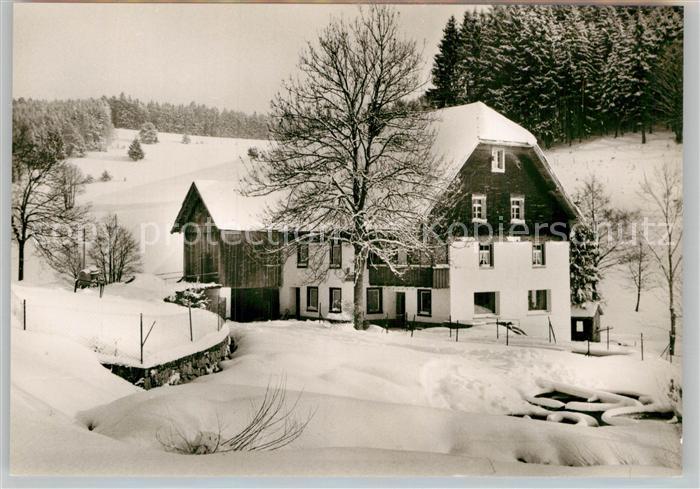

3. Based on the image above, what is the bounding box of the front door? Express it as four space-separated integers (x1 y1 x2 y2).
294 287 301 320
396 292 406 327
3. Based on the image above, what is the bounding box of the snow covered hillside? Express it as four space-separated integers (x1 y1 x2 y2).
12 317 681 476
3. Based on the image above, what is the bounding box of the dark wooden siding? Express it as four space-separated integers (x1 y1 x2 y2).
436 143 572 239
179 195 282 288
219 232 282 289
182 200 220 283
369 266 433 287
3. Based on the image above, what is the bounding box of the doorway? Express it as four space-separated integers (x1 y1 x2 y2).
395 292 406 328
294 287 301 320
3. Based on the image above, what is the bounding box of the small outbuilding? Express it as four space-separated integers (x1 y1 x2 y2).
570 302 604 342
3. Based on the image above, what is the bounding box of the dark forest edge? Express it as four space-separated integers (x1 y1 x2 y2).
425 5 683 147
12 94 270 159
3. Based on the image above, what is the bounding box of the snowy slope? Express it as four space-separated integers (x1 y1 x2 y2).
11 274 228 368
11 319 681 476
546 132 683 357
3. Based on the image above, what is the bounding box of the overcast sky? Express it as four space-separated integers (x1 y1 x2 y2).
13 4 480 114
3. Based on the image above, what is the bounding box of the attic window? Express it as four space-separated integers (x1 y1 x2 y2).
491 148 506 173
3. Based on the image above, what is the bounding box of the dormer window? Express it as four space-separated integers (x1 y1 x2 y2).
472 194 487 222
491 148 506 173
510 195 525 223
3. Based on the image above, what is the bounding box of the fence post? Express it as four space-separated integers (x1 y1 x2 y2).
140 313 143 365
548 317 551 343
506 322 509 346
587 339 590 356
496 319 499 340
189 303 193 342
23 299 26 331
607 326 610 351
411 315 415 337
455 320 459 343
449 315 452 338
640 333 644 361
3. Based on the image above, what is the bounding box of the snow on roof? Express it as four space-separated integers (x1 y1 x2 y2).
174 102 576 232
191 180 273 231
431 102 537 181
571 302 604 317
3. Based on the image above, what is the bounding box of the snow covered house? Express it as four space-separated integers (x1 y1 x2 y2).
172 102 580 340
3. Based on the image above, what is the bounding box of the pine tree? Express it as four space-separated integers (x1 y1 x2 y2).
654 39 683 142
426 16 462 108
570 224 601 306
628 9 658 143
128 138 144 161
457 10 484 103
138 122 159 144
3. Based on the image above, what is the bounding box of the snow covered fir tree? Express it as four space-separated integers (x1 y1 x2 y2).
128 138 145 161
427 5 683 146
9 3 686 479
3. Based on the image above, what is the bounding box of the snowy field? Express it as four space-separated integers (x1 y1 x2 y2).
10 130 684 476
11 316 681 476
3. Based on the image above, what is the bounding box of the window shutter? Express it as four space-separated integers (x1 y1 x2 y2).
542 242 546 266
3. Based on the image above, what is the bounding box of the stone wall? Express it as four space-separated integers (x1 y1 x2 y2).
103 336 234 390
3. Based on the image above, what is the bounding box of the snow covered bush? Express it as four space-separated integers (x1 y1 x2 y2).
164 287 210 309
247 146 259 159
156 379 314 454
99 170 112 182
138 122 159 144
181 133 191 144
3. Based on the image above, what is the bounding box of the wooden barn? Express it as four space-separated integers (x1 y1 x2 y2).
570 302 604 342
171 181 282 322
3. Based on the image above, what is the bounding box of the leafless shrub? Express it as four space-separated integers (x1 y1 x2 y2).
157 377 315 454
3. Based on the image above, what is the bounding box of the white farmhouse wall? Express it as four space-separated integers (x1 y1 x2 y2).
363 286 450 325
280 242 355 320
280 243 451 324
449 239 570 340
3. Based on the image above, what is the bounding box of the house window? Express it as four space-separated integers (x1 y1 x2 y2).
478 243 494 268
510 196 525 222
297 243 309 268
576 320 584 333
491 148 506 173
306 286 318 312
528 289 550 312
329 240 342 268
417 289 432 317
532 242 546 266
329 287 342 313
366 287 383 314
472 194 487 221
474 292 498 315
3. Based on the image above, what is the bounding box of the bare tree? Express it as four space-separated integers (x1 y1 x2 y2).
89 214 141 284
621 240 652 312
34 222 92 281
12 125 86 281
573 174 639 277
245 6 445 329
639 164 682 356
57 163 86 210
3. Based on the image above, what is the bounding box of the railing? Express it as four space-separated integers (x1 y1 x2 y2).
368 266 434 288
